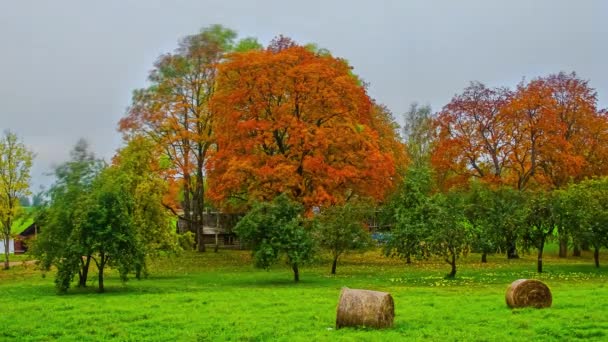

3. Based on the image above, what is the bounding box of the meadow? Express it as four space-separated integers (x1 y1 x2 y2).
1 247 607 341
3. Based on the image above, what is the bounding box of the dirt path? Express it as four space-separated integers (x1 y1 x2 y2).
6 259 37 267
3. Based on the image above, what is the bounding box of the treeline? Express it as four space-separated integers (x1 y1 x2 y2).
379 70 608 277
5 23 608 287
382 167 608 278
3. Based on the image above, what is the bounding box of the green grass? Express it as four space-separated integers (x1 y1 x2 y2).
1 248 607 341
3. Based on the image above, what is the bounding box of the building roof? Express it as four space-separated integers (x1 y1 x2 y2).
18 223 38 237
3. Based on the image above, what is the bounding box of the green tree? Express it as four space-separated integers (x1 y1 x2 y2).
313 200 372 274
0 131 33 270
425 192 472 278
34 139 104 287
235 194 314 282
112 136 180 278
76 168 140 292
234 37 263 52
464 184 499 263
464 184 527 262
561 178 608 267
522 191 555 273
384 166 434 264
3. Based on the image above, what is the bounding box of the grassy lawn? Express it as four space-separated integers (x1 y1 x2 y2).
0 248 607 341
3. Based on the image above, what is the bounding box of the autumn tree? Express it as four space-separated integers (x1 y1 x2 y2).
432 82 512 190
119 25 247 252
503 72 608 256
209 37 401 210
0 131 33 270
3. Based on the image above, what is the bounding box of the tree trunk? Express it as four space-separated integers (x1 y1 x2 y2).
537 240 545 273
447 251 456 278
331 255 338 275
507 243 519 259
406 254 411 264
79 255 91 287
2 237 9 270
292 264 300 282
3 218 11 270
481 252 487 263
558 237 568 258
573 244 581 257
594 247 600 268
214 213 220 253
98 252 106 293
196 225 206 252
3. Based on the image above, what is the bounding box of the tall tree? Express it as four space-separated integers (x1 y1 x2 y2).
403 103 434 169
0 131 33 270
120 25 238 252
209 37 400 210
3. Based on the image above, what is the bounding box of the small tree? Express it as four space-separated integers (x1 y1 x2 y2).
562 179 608 268
523 191 554 273
463 185 528 262
464 184 500 263
78 169 140 292
314 200 372 274
425 192 472 278
235 194 314 282
0 131 33 270
384 166 433 264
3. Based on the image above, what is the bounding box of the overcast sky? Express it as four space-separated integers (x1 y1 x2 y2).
1 0 606 191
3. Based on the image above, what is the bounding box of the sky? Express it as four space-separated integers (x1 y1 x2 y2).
1 0 606 191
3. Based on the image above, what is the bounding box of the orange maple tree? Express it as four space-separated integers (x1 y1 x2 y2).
208 38 402 210
432 72 608 191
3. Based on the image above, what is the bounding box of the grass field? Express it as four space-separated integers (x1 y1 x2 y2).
1 247 607 341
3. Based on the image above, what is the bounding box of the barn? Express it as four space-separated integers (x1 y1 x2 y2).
14 222 39 254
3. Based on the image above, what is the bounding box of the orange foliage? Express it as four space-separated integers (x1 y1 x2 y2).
432 72 608 191
432 82 512 190
208 39 401 210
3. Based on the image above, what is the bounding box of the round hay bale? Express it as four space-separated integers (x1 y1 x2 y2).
336 287 394 329
505 279 552 308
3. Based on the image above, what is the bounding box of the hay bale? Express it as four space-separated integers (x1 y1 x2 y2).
505 279 552 308
336 287 394 329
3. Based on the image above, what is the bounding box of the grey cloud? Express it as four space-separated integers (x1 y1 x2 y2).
0 0 606 189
